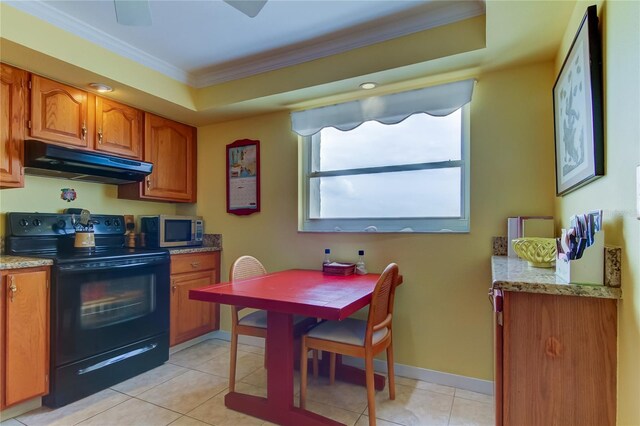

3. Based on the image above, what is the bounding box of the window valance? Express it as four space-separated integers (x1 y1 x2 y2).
291 79 475 137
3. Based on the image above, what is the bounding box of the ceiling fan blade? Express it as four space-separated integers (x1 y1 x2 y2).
114 0 152 26
223 0 268 18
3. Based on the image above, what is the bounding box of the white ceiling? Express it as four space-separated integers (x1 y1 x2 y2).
2 0 578 125
6 0 485 87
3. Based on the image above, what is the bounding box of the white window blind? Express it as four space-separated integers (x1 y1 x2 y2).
291 79 475 137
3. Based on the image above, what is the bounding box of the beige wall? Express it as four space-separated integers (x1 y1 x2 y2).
191 60 556 380
554 1 640 424
0 176 176 235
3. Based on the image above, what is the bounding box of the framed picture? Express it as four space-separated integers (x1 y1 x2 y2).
553 5 604 196
226 139 260 216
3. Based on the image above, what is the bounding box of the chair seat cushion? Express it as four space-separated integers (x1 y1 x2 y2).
306 318 388 346
238 310 314 329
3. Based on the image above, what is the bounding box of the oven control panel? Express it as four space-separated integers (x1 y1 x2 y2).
6 213 126 236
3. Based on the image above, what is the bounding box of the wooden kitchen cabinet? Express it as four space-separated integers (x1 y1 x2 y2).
170 251 220 346
493 290 617 426
0 267 50 409
119 113 196 203
1 63 27 189
94 97 143 159
30 75 93 149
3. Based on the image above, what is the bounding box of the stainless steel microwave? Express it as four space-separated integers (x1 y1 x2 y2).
140 215 204 248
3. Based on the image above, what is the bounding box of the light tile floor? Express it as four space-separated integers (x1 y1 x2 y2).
2 338 494 426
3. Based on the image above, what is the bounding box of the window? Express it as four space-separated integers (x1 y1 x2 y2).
299 105 469 233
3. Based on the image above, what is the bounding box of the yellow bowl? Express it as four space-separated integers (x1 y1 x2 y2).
512 237 557 268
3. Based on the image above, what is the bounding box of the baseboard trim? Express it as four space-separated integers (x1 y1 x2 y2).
173 331 493 395
0 397 42 421
341 356 494 396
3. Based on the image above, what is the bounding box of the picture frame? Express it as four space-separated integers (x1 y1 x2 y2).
226 139 260 216
553 5 604 196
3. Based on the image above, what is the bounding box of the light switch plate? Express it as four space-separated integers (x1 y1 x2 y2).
636 166 640 219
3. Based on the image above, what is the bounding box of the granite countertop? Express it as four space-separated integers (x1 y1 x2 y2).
492 256 621 300
0 255 54 270
168 246 221 255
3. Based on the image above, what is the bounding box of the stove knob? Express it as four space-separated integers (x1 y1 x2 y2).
32 219 42 227
113 219 121 227
105 219 112 226
19 219 29 227
54 220 66 230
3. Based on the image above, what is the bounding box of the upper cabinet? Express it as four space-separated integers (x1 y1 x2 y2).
30 75 93 149
1 63 27 189
119 113 197 203
1 64 198 202
95 97 143 159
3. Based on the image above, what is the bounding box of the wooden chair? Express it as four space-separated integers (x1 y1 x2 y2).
299 263 400 426
229 255 318 392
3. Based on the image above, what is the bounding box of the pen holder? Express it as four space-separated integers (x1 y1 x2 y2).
555 230 604 285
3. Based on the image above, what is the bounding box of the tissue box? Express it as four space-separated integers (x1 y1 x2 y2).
322 262 356 276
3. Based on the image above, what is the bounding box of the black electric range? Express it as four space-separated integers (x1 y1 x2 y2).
5 212 170 407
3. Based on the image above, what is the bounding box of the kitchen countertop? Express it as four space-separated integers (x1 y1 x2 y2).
492 256 621 299
168 246 221 255
0 255 53 270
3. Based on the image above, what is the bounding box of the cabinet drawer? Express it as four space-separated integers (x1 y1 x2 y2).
171 252 217 274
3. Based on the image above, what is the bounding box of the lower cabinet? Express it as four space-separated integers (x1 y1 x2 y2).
0 267 50 409
494 290 617 426
170 252 220 346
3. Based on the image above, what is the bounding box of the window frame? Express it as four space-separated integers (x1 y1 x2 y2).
299 104 471 233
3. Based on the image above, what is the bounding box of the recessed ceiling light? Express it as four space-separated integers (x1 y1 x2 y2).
359 82 377 90
89 83 113 93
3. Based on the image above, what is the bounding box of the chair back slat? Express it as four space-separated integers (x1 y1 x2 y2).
367 263 399 335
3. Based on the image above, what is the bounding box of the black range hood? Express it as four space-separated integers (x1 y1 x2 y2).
24 140 152 185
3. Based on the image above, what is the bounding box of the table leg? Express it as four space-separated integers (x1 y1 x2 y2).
224 311 343 426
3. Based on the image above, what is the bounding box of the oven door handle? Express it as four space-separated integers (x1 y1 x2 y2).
59 261 161 272
77 343 158 375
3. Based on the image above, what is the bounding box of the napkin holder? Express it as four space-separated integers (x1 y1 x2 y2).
556 230 604 285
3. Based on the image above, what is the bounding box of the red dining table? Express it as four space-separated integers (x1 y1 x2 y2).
189 269 402 426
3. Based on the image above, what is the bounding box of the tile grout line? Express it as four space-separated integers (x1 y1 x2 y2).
71 390 133 425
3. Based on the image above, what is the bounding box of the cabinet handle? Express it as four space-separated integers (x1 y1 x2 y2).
98 128 103 144
191 262 200 268
81 122 87 141
172 285 177 293
146 177 150 189
8 276 17 302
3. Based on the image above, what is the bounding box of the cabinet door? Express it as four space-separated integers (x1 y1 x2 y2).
170 270 218 346
144 113 196 202
502 291 617 426
95 97 143 159
30 75 91 148
1 63 27 189
2 269 49 407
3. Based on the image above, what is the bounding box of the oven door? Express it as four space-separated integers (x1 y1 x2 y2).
53 254 170 366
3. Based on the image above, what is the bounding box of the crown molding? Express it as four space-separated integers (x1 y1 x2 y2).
5 0 194 85
7 0 484 89
192 0 485 87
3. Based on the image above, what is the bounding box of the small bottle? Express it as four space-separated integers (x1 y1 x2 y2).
323 248 332 265
356 250 367 275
